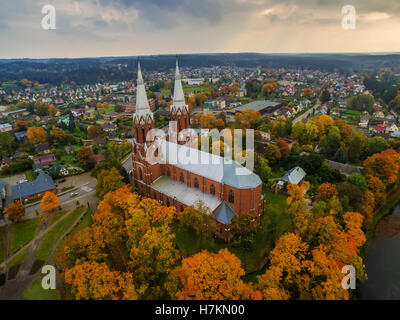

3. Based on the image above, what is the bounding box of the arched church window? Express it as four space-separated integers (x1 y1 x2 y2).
180 172 184 183
194 178 199 189
167 167 170 177
229 190 234 204
210 184 215 195
138 167 143 181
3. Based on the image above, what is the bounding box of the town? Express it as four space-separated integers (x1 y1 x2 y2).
0 52 399 301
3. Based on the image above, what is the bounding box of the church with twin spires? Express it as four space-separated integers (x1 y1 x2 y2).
131 59 264 241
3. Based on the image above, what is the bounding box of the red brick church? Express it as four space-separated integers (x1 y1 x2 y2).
131 59 264 241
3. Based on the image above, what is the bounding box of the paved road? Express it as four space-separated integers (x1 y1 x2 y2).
292 102 320 124
25 180 97 219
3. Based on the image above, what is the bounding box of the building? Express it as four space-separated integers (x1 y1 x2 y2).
33 154 56 168
0 123 12 132
11 171 56 202
277 166 306 189
131 60 264 242
229 100 284 116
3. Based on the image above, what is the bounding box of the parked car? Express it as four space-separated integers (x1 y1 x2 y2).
69 192 79 198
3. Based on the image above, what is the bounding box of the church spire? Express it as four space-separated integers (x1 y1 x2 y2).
134 60 153 122
171 56 188 114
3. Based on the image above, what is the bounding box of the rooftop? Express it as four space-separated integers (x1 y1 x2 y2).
11 171 56 200
150 175 221 212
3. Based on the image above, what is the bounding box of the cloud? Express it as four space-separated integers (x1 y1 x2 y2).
0 0 400 58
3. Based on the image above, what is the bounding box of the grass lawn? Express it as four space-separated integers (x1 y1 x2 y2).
21 279 61 300
10 218 41 255
173 190 291 274
54 208 93 259
36 208 83 262
0 226 7 264
8 246 29 268
48 210 67 226
24 170 37 182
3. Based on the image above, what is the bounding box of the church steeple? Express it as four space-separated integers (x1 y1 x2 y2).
134 60 153 123
133 60 154 144
171 56 189 133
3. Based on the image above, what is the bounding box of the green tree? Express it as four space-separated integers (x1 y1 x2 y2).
95 167 125 199
0 132 16 159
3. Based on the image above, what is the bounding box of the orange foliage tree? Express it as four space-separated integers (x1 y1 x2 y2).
6 201 26 223
176 249 255 300
316 183 338 200
40 191 60 211
64 261 137 300
27 126 47 143
364 149 400 186
58 185 179 300
367 176 386 207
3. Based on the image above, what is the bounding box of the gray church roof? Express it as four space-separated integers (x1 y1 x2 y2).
11 171 56 200
156 140 262 190
150 176 221 211
214 201 237 225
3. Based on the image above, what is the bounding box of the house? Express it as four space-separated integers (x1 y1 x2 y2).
93 137 107 146
14 131 28 142
71 108 85 117
33 154 56 168
0 123 12 132
359 112 370 128
93 154 106 164
102 123 117 132
277 166 306 188
11 171 56 202
37 143 51 154
2 108 27 118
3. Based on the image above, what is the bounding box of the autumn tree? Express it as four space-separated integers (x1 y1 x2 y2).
276 140 290 159
364 149 400 186
6 201 25 223
95 167 125 199
303 88 313 96
40 191 60 212
256 233 310 300
367 176 386 207
316 183 338 201
50 126 67 141
88 125 102 139
175 249 254 300
77 146 94 166
64 261 138 300
286 182 312 237
59 186 180 299
179 202 219 245
234 109 260 129
27 126 47 144
264 144 281 167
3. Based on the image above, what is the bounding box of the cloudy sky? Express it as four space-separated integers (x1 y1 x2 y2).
0 0 399 58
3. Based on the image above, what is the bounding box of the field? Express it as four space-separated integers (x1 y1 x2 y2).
339 109 361 125
21 279 61 300
35 208 83 262
9 218 41 255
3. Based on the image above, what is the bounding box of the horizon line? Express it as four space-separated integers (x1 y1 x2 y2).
1 51 400 61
